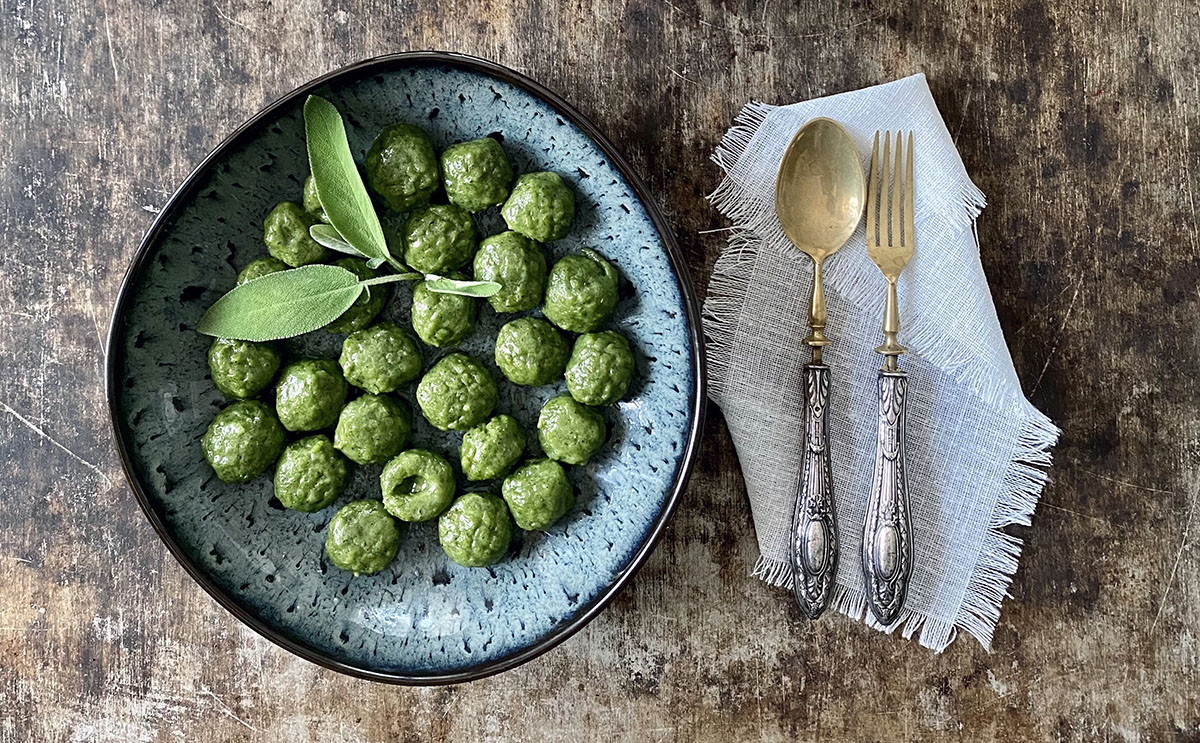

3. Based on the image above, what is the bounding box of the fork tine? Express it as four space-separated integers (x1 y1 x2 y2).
904 131 915 249
880 132 891 243
867 131 881 246
889 132 902 249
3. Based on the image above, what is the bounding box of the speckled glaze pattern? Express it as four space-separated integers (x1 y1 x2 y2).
109 55 698 681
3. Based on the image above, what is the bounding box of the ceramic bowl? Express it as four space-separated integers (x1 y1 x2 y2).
106 52 704 684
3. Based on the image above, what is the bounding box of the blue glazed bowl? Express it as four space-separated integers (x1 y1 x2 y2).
105 52 705 684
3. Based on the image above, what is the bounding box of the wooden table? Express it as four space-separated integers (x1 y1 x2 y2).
2 0 1196 739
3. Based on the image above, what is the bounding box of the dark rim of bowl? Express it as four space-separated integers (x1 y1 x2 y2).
104 50 707 685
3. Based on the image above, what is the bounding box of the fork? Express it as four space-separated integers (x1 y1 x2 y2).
862 131 915 627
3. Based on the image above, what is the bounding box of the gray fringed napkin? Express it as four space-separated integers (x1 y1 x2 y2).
704 74 1059 651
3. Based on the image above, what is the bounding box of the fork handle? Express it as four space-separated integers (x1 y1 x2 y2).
861 369 912 626
789 363 838 619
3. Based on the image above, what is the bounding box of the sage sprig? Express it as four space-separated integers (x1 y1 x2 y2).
196 95 500 341
304 95 498 296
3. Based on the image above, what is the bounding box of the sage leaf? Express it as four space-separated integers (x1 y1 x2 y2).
304 95 392 268
197 265 364 341
423 275 502 298
310 224 386 269
308 224 361 257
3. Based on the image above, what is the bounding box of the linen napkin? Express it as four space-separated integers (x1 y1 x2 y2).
704 74 1059 651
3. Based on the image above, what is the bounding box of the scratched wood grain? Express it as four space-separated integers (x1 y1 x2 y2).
1 0 1198 740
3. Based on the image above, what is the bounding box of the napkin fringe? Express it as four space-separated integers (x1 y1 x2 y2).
710 100 775 185
956 410 1061 648
700 232 759 403
750 554 793 586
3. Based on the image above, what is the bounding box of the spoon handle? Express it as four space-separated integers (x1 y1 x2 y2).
789 363 838 619
861 369 913 626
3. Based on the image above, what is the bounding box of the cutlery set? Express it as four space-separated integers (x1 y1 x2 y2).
775 120 916 626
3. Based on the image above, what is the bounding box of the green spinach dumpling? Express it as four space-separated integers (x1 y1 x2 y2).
438 493 512 567
334 394 411 465
325 500 401 576
473 231 547 313
494 318 568 387
501 171 575 242
537 395 606 465
565 331 634 406
416 353 498 431
264 201 325 267
365 123 439 211
275 360 347 432
207 338 281 399
381 449 456 522
201 400 286 484
542 249 618 333
460 415 525 481
274 435 347 512
339 322 422 394
403 204 477 275
502 458 574 531
411 279 476 348
441 137 514 212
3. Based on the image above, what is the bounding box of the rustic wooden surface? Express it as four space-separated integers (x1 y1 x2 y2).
1 0 1198 740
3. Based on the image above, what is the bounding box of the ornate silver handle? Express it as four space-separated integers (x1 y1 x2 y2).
861 369 913 626
789 364 838 619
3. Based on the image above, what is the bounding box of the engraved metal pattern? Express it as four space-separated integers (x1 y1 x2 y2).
789 364 838 619
861 370 912 626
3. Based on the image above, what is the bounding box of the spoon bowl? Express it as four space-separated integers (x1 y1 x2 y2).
775 118 866 263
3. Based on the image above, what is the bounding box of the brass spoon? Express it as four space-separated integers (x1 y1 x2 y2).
774 118 866 619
